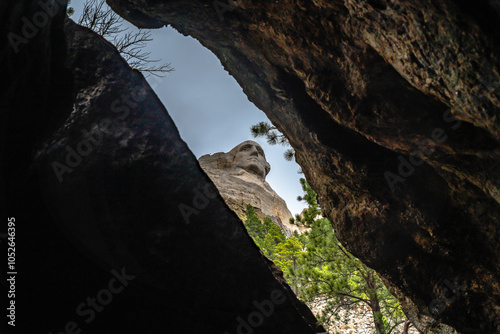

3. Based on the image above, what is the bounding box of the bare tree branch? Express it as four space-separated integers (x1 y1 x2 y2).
77 0 173 77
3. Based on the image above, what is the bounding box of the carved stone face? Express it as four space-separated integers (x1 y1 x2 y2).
231 141 270 180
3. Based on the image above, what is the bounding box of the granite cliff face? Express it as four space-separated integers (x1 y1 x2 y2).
199 140 305 236
103 1 500 333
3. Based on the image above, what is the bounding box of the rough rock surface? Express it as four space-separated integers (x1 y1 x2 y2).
1 3 323 333
199 140 305 236
105 1 500 333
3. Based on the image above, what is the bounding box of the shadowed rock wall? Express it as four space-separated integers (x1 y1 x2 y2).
105 0 500 332
1 2 323 333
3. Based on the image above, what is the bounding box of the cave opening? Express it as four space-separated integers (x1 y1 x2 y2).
64 1 420 332
140 25 308 218
70 0 307 218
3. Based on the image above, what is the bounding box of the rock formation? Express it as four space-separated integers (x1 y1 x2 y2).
2 0 500 333
1 4 322 334
106 1 500 332
199 140 304 236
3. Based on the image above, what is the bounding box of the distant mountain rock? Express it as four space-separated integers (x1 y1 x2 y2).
199 140 305 236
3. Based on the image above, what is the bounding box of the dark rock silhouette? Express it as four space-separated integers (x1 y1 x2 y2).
1 4 322 334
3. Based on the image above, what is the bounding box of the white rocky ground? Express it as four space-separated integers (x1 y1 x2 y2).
310 300 419 334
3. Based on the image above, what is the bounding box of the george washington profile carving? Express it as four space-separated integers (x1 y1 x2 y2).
199 140 304 237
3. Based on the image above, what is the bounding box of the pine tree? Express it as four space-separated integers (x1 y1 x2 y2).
243 205 288 261
250 121 295 161
244 204 265 239
290 178 411 333
274 237 304 293
67 0 75 16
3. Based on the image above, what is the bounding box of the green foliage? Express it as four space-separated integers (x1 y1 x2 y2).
244 204 265 239
292 179 409 333
67 0 74 16
292 178 321 228
274 237 303 273
244 205 286 259
242 181 411 333
250 121 295 161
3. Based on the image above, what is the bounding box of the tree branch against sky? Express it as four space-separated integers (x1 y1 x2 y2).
251 121 295 161
77 0 173 77
67 0 74 16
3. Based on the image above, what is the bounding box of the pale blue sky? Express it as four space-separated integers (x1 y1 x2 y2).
70 3 307 216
